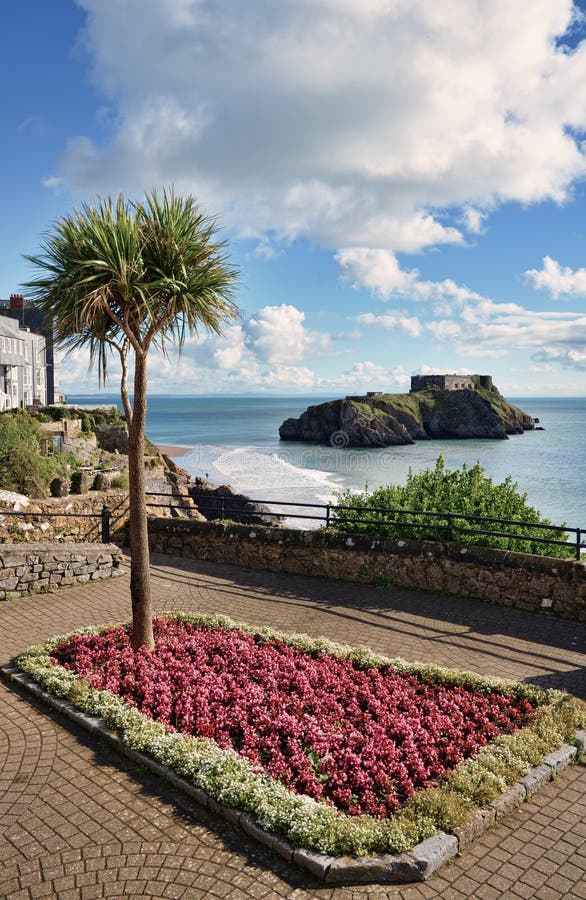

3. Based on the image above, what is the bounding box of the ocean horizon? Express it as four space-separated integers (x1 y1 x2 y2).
69 393 586 529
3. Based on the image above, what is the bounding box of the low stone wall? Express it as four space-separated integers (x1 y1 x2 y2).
0 542 124 600
0 491 129 544
148 519 586 621
0 484 198 545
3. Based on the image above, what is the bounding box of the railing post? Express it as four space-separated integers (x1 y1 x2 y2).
325 503 331 528
220 496 225 521
101 503 111 543
577 528 582 561
446 513 453 542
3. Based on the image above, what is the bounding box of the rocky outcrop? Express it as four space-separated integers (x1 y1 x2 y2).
189 478 282 526
161 458 281 527
280 398 415 448
279 386 534 447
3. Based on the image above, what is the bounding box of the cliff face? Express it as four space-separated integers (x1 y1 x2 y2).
279 398 414 447
279 386 534 447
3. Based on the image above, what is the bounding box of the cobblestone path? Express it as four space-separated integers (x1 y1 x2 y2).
1 554 585 899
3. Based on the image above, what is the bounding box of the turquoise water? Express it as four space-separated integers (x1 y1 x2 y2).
70 394 586 528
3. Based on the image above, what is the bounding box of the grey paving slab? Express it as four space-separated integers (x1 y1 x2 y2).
1 552 586 898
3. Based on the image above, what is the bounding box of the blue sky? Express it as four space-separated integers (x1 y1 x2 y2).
4 1 586 397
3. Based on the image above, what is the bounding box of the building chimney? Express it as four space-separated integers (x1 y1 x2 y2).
9 293 24 310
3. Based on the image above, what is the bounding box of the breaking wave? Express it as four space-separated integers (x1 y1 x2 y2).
178 444 341 527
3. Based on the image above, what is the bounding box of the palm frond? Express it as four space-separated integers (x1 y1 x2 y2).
24 188 240 382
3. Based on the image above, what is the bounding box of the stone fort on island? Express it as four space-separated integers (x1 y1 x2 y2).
409 373 494 393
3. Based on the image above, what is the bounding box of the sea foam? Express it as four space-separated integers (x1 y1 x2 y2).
179 444 340 528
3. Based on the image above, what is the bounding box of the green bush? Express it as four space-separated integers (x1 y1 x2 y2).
0 410 80 497
0 444 53 498
0 409 42 456
111 473 129 490
332 455 571 558
30 404 123 427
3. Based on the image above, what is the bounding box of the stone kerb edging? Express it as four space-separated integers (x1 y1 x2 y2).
1 663 583 886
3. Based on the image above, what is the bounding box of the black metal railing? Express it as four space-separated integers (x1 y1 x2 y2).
3 491 580 558
144 492 585 560
0 495 130 544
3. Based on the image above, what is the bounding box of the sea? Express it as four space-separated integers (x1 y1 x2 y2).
69 394 586 529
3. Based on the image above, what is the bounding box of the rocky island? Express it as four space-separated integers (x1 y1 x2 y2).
279 374 536 447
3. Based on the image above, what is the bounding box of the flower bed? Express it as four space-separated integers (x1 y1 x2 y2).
15 613 586 858
52 618 536 817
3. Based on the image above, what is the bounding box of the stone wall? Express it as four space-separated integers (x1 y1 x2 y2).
0 491 129 543
0 542 124 600
0 480 200 545
95 423 129 453
148 519 586 621
410 374 474 392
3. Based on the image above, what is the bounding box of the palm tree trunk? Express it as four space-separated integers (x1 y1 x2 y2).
119 341 133 427
128 349 154 651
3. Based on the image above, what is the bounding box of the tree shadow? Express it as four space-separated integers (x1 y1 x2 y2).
148 553 586 700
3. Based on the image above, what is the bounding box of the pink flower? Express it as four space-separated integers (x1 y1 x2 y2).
52 618 536 818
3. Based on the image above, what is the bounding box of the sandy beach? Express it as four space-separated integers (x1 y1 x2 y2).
157 444 191 458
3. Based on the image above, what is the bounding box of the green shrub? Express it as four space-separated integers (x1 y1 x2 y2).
332 455 571 558
0 410 81 497
111 473 129 490
0 444 53 498
0 409 43 456
29 405 123 428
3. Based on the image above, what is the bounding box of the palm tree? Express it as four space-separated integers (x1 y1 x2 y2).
25 190 239 650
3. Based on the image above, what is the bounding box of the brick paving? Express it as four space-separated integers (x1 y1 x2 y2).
1 552 586 899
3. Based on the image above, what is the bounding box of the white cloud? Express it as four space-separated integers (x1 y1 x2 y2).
454 344 509 359
336 248 419 298
335 244 586 371
212 326 246 370
261 365 315 387
469 312 586 348
533 347 586 369
356 311 422 337
461 206 487 234
324 361 410 389
52 1 586 254
523 255 586 299
336 247 486 306
243 304 331 364
460 298 526 322
333 329 363 342
426 319 462 341
181 324 247 370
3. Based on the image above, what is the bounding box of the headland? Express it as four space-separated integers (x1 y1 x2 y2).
279 374 536 447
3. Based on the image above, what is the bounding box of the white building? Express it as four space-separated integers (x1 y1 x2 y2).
0 294 59 405
0 316 46 409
